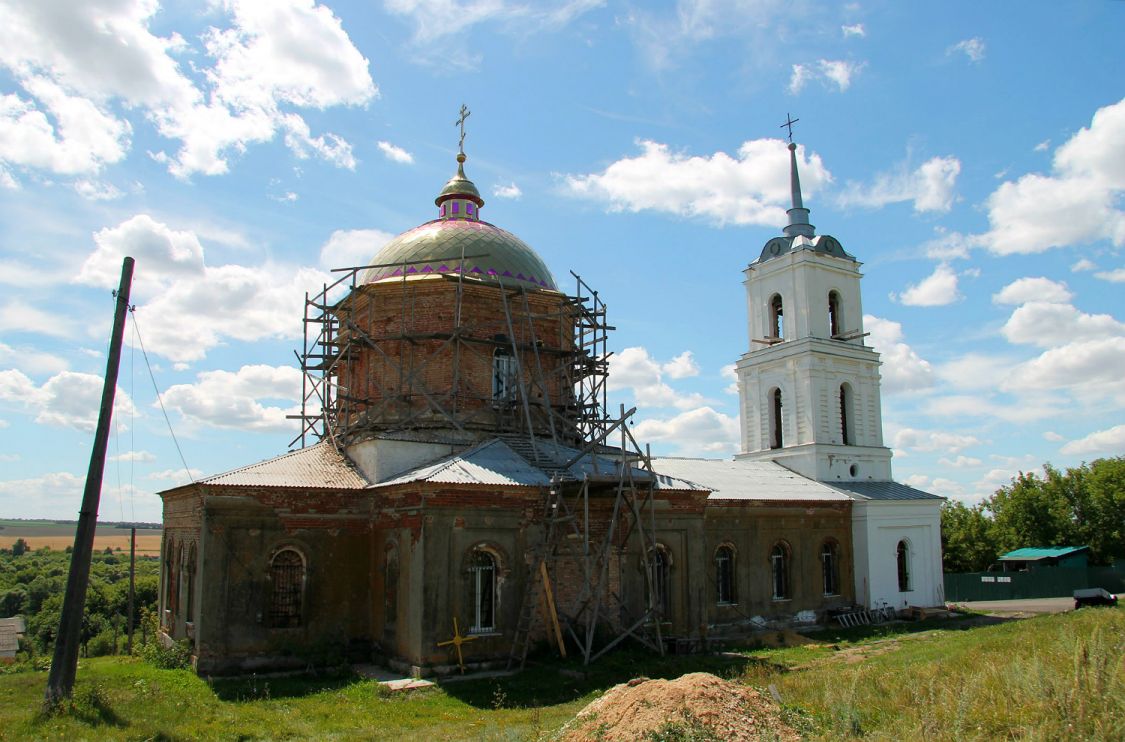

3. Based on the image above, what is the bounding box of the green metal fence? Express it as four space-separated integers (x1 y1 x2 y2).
944 565 1125 602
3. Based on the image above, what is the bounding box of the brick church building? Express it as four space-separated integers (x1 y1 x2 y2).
158 124 942 676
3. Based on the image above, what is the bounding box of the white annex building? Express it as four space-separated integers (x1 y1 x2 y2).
659 140 944 612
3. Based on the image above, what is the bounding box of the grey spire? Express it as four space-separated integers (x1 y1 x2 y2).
783 142 815 238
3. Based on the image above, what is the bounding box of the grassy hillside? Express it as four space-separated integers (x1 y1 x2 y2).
1 606 1121 741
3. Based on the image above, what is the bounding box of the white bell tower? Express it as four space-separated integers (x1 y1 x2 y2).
734 140 892 482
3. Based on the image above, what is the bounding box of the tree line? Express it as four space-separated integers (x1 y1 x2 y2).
1 542 160 659
941 456 1125 573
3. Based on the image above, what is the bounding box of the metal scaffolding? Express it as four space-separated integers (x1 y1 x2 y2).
290 264 665 664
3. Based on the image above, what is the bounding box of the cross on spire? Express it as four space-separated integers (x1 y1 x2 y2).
455 104 471 155
780 113 799 143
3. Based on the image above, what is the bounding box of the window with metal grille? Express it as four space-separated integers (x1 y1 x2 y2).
897 540 911 592
821 541 840 596
771 543 790 600
269 549 305 628
469 550 496 632
647 547 671 618
715 545 735 605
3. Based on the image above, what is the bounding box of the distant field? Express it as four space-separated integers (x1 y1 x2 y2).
0 519 162 556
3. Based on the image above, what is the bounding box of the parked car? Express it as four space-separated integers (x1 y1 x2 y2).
1073 588 1118 609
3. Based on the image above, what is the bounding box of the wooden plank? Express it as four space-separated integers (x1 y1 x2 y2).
539 561 566 658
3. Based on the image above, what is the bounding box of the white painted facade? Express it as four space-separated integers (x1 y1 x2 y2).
851 501 943 609
732 141 944 609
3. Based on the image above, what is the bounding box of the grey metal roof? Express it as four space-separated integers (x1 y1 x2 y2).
827 480 944 501
649 457 852 502
194 442 368 489
373 438 705 490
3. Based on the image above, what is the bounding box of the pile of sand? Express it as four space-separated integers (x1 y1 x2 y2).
556 671 799 741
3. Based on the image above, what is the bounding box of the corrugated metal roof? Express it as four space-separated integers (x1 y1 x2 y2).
195 442 368 489
828 480 944 501
373 439 705 490
999 546 1089 561
649 458 852 502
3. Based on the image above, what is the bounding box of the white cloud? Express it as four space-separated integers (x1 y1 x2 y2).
935 353 1017 392
0 471 85 515
839 155 960 213
921 230 974 261
720 363 738 395
1061 424 1125 456
936 455 982 468
0 369 136 432
318 228 395 270
897 263 960 307
1094 268 1125 283
1001 302 1125 348
0 341 68 376
789 59 864 94
1003 337 1125 406
0 300 75 339
635 406 740 456
377 140 414 164
385 0 601 45
841 23 865 38
981 97 1125 255
863 315 934 393
0 0 376 181
110 450 156 462
975 468 1016 497
947 37 985 62
148 467 204 485
73 179 123 201
161 364 302 433
921 394 1060 423
75 214 331 362
991 277 1072 305
1034 139 1050 153
1042 431 1064 442
608 346 710 410
1071 258 1096 272
893 427 982 454
564 138 831 227
492 182 522 199
662 351 700 379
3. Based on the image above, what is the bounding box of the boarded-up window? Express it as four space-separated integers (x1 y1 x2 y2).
647 547 672 618
492 348 519 402
269 549 305 628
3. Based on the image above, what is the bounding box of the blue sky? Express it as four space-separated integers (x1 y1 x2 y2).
1 0 1123 522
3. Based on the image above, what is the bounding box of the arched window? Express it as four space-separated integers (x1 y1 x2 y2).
828 291 842 337
269 548 305 628
492 347 519 402
769 294 784 339
839 383 854 446
769 388 784 449
173 543 184 617
896 540 911 592
715 545 735 605
821 541 840 596
646 546 672 618
770 542 790 600
163 537 175 624
185 543 197 621
469 550 497 632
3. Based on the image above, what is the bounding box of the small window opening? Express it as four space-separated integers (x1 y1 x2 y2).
715 545 735 605
821 541 840 596
646 547 672 618
185 544 196 620
492 347 519 402
269 548 305 628
769 388 784 449
769 294 784 339
828 291 842 337
770 543 790 600
897 540 911 592
839 383 854 446
469 550 496 632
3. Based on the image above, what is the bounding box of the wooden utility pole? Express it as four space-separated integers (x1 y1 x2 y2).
127 526 136 654
45 257 134 706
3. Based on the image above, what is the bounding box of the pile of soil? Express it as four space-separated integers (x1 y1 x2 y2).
556 672 799 741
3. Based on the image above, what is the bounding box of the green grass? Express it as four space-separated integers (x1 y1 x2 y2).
1 607 1121 741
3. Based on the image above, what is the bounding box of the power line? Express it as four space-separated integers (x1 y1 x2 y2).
129 308 195 486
